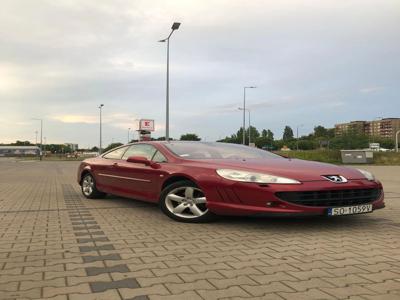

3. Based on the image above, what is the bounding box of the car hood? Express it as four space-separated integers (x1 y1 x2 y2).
184 158 366 182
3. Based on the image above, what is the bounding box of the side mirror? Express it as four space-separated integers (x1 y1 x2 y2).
126 156 161 169
126 156 151 166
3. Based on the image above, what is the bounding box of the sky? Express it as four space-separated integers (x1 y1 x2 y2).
0 0 399 148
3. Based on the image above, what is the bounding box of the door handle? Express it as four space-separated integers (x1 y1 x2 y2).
113 162 118 167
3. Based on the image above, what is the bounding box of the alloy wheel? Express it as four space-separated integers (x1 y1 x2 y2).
165 186 208 219
82 175 94 196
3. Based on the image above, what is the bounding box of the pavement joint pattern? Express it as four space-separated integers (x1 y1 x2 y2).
0 161 400 299
62 183 144 297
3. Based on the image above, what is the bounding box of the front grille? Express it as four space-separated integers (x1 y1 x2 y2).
275 188 382 207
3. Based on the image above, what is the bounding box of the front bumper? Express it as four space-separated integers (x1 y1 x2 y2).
205 179 384 216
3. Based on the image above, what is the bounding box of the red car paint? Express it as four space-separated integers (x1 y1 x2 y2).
77 142 384 216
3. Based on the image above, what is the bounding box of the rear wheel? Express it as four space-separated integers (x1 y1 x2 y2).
81 173 106 199
160 180 217 223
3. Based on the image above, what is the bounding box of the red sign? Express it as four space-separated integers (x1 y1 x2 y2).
139 119 155 131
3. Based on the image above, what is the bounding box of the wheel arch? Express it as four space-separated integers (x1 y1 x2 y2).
161 174 198 192
79 168 93 185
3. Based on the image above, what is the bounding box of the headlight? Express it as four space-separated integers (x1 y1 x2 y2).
357 169 375 181
216 169 301 184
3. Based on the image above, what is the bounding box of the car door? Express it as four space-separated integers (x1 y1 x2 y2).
94 146 129 193
112 144 168 201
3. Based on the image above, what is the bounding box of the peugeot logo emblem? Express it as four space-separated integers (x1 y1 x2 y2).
322 175 348 183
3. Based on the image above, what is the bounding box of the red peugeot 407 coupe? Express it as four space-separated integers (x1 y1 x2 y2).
77 141 384 222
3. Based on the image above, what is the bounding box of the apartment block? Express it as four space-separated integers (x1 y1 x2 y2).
335 118 400 139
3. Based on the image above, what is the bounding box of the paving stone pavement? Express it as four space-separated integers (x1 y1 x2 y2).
0 160 399 300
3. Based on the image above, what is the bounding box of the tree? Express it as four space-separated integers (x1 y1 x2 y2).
256 128 274 148
314 125 329 138
218 133 240 144
327 128 335 138
46 144 72 153
218 127 246 144
283 126 294 141
247 126 260 143
297 140 316 150
90 146 99 152
103 143 123 152
180 133 201 141
373 137 395 149
261 129 267 138
12 140 33 146
153 136 177 141
330 133 369 150
266 129 274 140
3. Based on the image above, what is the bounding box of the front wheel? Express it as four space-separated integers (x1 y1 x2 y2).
160 180 217 223
81 173 106 199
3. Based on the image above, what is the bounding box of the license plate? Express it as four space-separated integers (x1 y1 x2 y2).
327 204 373 216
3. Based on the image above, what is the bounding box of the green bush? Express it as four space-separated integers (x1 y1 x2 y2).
373 152 400 165
275 150 341 164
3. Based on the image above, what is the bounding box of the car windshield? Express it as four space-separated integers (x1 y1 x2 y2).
164 142 282 160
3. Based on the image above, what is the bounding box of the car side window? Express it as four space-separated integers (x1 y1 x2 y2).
122 144 157 160
152 150 167 163
103 146 129 160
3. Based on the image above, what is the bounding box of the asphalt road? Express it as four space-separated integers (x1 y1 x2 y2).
0 160 399 300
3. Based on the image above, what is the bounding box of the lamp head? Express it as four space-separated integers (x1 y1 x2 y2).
171 22 181 30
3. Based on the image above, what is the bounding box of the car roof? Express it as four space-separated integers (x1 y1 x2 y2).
125 141 219 146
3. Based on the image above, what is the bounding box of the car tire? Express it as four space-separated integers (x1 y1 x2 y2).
81 173 106 199
160 180 217 223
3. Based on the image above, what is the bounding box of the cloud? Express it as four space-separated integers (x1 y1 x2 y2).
50 113 138 128
359 86 384 93
51 114 98 124
325 101 346 108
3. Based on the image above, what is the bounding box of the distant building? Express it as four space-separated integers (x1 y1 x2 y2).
0 146 40 157
335 118 400 139
64 143 79 151
335 121 366 136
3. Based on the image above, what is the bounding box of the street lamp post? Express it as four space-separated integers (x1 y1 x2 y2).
33 118 43 160
396 130 400 153
242 86 256 145
296 124 304 151
238 108 251 144
99 104 104 154
128 128 131 143
159 22 181 142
